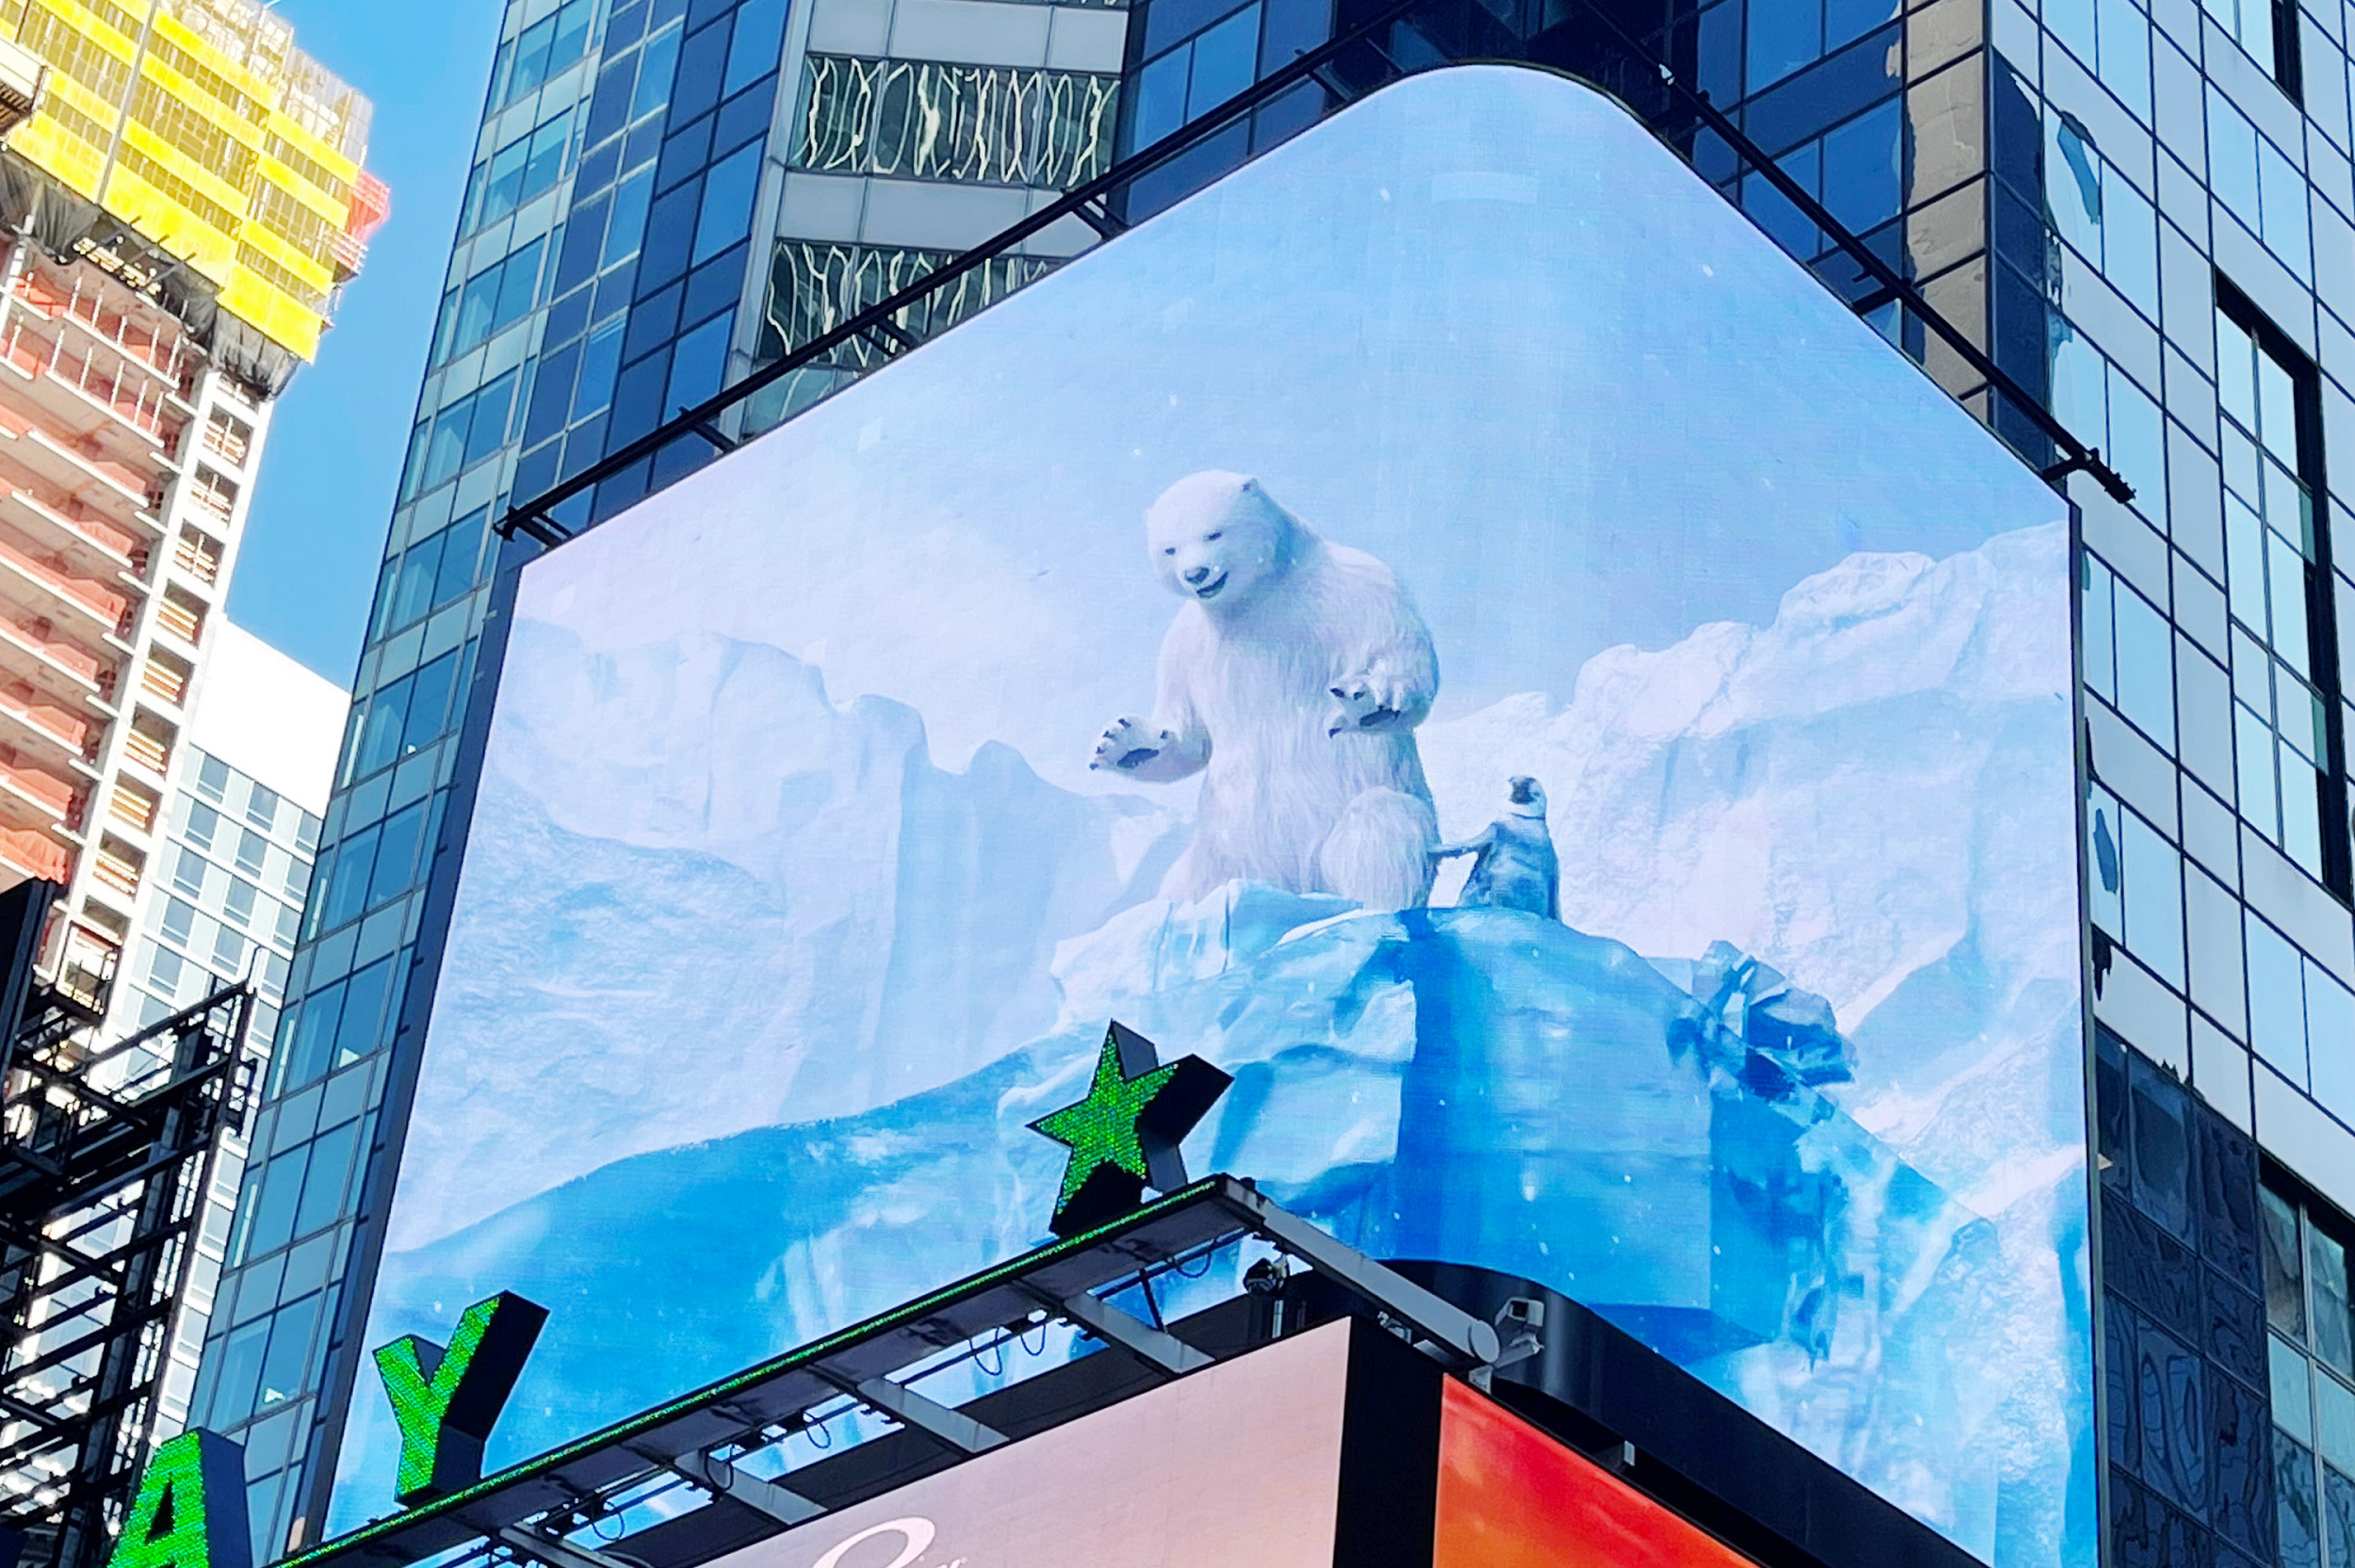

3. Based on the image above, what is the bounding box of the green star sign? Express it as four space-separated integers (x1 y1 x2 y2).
1030 1021 1230 1237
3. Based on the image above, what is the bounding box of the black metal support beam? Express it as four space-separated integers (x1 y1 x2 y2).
0 984 257 1568
498 0 2125 550
271 1177 1496 1568
656 1451 823 1528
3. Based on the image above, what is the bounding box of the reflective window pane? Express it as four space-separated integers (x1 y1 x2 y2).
2283 1334 2319 1441
798 55 1121 188
2272 1186 2313 1338
2317 1224 2355 1379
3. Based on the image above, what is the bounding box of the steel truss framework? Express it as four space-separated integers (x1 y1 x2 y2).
277 1177 1501 1568
0 980 258 1568
497 0 2128 550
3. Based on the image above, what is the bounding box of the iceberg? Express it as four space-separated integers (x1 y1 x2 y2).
395 627 1188 1252
356 885 2085 1563
348 522 2088 1568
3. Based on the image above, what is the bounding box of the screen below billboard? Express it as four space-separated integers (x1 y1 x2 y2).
666 1317 1787 1568
1435 1379 1757 1568
333 59 2090 1568
694 1322 1353 1568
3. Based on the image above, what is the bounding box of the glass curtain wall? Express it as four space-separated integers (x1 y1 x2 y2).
185 0 790 1554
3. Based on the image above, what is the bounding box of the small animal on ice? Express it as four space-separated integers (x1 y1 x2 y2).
1436 776 1559 919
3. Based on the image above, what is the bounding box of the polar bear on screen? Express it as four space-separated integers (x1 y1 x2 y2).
1092 471 1440 911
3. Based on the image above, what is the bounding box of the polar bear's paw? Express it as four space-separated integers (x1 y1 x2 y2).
1326 671 1419 736
1093 717 1180 774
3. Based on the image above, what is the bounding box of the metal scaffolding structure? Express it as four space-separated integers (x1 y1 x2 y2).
274 1175 1501 1568
0 908 256 1568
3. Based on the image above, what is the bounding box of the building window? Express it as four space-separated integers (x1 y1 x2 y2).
2041 0 2152 121
758 241 1054 371
2266 1174 2355 1568
1735 96 1906 277
489 0 596 112
430 237 548 368
459 108 575 235
2086 782 2184 985
2244 913 2355 1110
1737 0 1902 93
2044 111 2157 322
398 372 524 501
2217 293 2348 895
1129 1 1260 150
794 56 1120 190
2203 0 2301 97
203 405 252 468
2208 93 2311 279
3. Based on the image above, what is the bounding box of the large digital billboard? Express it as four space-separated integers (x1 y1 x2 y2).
334 60 2090 1568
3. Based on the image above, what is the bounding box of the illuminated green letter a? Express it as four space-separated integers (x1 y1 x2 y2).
106 1430 250 1568
375 1291 547 1505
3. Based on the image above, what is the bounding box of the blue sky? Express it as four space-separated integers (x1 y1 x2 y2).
220 0 492 683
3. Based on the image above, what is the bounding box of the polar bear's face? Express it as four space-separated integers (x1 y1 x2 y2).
1145 471 1293 611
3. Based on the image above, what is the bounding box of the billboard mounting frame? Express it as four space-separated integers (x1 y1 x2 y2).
495 1 2130 552
279 1177 1497 1568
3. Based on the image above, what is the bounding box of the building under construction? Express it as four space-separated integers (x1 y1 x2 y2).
0 3 380 1565
0 0 381 994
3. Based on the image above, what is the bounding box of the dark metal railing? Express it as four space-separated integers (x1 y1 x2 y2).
497 0 2128 547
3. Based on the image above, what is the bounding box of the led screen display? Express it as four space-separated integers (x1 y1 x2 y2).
689 1322 1353 1568
1434 1379 1760 1568
334 60 2091 1568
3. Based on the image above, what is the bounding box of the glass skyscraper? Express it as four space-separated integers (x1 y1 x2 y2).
1107 17 2355 1568
187 0 1131 1554
121 620 344 1449
192 0 2355 1560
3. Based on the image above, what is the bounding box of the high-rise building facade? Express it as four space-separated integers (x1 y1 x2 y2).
1108 3 2355 1560
204 4 2355 1568
0 0 382 1015
193 0 1132 1553
112 619 342 1443
0 614 340 1567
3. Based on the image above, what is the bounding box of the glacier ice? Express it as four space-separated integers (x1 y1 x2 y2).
347 524 2089 1568
392 626 1188 1252
354 886 2086 1564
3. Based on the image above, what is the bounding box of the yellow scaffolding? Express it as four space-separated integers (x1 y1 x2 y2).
0 0 377 360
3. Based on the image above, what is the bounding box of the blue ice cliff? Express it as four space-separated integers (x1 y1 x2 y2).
355 882 2086 1565
343 523 2089 1568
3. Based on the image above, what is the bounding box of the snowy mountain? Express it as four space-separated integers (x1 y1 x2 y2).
1420 521 2079 1125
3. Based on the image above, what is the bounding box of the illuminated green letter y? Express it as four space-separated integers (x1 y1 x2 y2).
375 1290 547 1506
